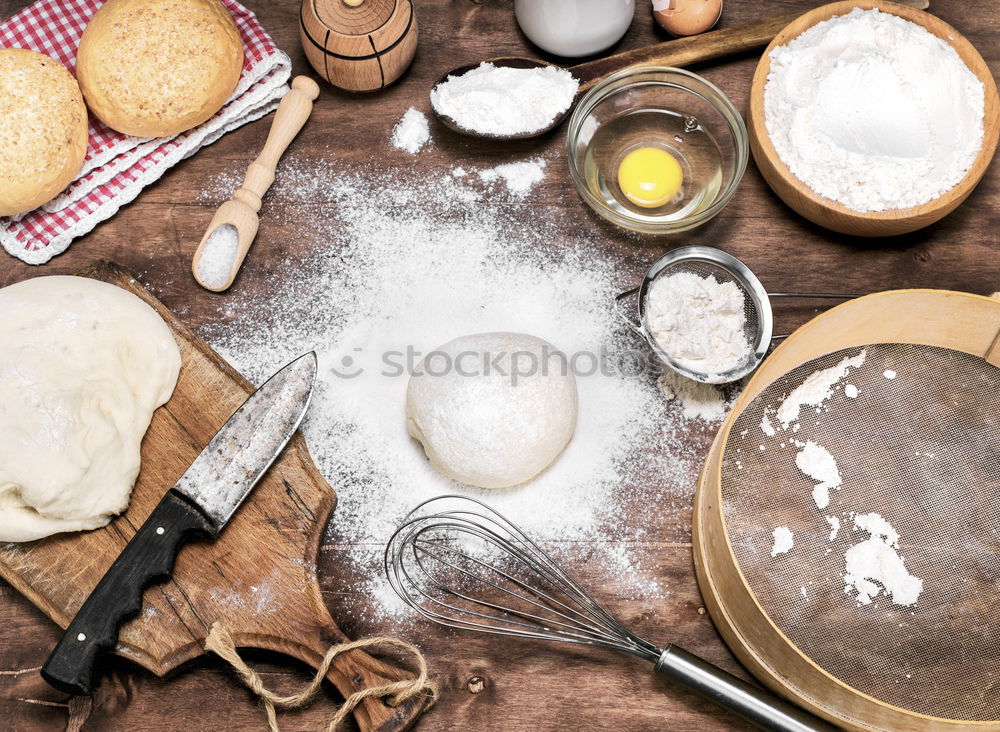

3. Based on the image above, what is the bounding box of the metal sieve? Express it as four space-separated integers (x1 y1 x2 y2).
615 246 859 384
694 289 1000 731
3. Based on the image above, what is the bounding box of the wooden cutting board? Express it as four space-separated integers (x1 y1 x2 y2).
0 262 425 731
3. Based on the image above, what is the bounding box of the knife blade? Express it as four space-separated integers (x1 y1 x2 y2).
40 351 318 696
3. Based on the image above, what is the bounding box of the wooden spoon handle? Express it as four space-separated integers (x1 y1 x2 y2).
571 12 800 92
234 76 321 212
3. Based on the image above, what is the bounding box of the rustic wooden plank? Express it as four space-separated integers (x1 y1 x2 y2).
1 0 997 730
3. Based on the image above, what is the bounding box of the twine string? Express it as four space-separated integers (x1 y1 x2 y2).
65 695 92 732
205 623 437 732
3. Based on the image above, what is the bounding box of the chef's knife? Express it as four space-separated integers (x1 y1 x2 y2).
41 351 318 696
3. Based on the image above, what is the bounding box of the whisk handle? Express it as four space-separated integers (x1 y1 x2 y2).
655 646 838 732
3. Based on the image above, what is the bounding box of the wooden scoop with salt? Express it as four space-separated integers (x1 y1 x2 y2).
193 76 320 292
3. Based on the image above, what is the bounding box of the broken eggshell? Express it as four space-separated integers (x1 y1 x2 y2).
653 0 723 36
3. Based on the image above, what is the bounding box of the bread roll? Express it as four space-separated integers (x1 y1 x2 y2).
76 0 244 137
0 49 88 217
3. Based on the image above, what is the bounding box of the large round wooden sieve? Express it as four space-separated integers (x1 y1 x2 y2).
694 290 1000 731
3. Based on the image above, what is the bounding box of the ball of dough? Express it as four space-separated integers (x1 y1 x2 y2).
0 276 181 542
0 49 88 217
76 0 244 137
406 332 578 489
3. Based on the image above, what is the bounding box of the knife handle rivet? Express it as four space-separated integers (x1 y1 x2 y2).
77 633 87 642
156 527 165 535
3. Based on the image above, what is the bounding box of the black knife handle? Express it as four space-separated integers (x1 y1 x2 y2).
41 491 216 696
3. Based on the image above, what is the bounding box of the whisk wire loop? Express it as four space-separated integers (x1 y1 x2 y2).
385 496 662 662
410 537 628 645
385 495 837 732
414 541 632 642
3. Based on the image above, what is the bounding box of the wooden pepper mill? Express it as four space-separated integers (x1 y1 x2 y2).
300 0 417 92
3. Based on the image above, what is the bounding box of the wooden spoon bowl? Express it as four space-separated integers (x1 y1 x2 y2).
748 0 1000 237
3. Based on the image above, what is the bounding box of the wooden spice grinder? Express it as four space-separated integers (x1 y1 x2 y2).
300 0 417 91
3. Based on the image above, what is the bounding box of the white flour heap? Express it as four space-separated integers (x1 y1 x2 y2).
391 107 430 155
431 62 579 136
776 350 866 428
795 440 842 510
765 8 984 212
844 513 923 606
826 515 840 541
771 526 794 557
645 271 751 381
199 158 712 620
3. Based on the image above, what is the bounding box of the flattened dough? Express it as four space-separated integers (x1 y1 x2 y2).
406 332 578 489
0 276 181 542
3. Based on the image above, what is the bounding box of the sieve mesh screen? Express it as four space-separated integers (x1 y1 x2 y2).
721 343 1000 722
642 258 763 379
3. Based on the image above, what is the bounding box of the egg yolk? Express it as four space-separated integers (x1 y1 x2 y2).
617 147 683 208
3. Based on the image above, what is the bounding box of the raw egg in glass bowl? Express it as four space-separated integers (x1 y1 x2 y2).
617 147 685 208
566 66 748 234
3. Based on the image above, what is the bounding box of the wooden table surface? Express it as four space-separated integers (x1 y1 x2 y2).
0 1 996 730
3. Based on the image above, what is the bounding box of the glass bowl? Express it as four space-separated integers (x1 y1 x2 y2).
566 66 748 234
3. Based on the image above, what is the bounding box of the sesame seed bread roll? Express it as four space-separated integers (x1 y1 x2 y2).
76 0 244 138
0 49 88 218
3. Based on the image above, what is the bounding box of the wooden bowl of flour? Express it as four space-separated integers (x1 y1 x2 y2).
748 0 1000 237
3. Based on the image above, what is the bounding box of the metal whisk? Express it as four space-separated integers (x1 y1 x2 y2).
385 496 836 732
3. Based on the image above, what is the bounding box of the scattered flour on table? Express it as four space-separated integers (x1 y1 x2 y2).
771 526 794 557
884 370 897 380
776 350 866 427
645 271 751 381
477 158 546 197
844 513 923 607
795 440 842 510
764 8 984 212
391 107 430 154
844 384 859 398
198 158 716 622
430 62 579 136
657 369 733 422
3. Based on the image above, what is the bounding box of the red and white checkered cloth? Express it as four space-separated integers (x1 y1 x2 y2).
0 0 291 264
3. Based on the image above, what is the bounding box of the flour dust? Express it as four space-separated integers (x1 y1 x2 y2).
198 158 725 624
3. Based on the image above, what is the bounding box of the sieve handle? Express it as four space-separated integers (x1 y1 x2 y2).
655 646 838 732
614 286 644 335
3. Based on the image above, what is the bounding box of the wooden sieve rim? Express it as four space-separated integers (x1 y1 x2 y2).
693 289 1000 731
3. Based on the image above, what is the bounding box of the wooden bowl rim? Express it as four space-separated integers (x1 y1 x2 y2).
748 0 1000 223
